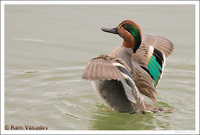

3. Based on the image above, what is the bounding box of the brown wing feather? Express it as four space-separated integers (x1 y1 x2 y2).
82 54 130 81
131 63 157 102
132 42 166 102
142 34 174 57
132 36 170 102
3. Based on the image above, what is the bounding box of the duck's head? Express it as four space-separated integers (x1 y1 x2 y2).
101 20 142 53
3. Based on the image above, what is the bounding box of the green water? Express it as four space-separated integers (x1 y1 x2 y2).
4 5 195 130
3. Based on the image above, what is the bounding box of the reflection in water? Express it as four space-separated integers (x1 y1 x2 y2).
90 104 170 130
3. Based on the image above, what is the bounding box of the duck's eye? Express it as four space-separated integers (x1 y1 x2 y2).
123 24 128 30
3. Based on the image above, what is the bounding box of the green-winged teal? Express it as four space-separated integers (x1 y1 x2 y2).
82 20 174 113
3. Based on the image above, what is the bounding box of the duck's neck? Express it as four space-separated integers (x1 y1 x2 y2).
122 40 135 49
122 37 141 53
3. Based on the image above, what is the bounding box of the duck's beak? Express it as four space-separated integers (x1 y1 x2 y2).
101 27 118 34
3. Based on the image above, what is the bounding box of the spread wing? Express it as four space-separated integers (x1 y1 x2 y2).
132 35 173 102
82 54 131 81
82 54 140 104
142 34 174 57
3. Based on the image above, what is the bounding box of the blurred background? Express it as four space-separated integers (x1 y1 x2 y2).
4 4 195 130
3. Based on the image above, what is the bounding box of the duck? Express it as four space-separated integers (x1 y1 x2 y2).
82 20 174 113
